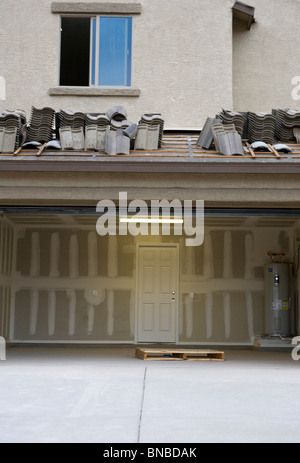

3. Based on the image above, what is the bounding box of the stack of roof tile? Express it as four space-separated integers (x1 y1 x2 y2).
0 111 26 152
105 128 130 156
85 113 110 128
2 109 26 124
85 113 110 151
274 109 300 142
0 111 26 153
134 125 160 150
106 106 138 149
240 112 249 140
0 126 17 153
55 106 141 152
105 106 131 130
56 110 86 149
57 109 86 131
196 117 221 149
106 106 127 122
59 127 85 150
217 110 246 137
27 106 55 143
248 112 276 144
110 118 136 132
85 126 107 151
0 105 166 154
137 114 164 149
211 123 244 156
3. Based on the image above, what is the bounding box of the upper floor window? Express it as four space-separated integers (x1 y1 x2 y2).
60 16 132 87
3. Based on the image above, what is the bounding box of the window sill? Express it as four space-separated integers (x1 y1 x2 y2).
49 87 140 97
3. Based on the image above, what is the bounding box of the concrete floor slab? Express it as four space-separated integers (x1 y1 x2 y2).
0 347 299 443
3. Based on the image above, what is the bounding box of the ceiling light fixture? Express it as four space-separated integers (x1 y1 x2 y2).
120 217 183 224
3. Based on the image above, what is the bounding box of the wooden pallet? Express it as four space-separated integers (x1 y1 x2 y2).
135 348 225 362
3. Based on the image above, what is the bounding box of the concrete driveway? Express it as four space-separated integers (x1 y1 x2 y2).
0 347 299 443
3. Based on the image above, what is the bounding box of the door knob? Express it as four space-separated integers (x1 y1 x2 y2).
172 291 175 295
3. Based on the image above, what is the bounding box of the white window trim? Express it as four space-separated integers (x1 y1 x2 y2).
89 16 97 87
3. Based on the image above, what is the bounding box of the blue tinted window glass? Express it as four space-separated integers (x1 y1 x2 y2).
91 18 96 85
99 17 132 86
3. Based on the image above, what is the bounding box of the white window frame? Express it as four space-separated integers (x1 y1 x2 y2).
59 14 133 88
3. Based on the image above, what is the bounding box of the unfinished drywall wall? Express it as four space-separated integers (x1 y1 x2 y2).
179 226 294 344
13 228 135 342
8 215 296 343
0 218 14 338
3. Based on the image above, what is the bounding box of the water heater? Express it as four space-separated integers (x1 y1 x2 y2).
264 263 291 337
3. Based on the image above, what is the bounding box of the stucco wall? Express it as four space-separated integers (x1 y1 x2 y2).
1 171 300 208
233 0 300 112
0 0 233 129
1 0 299 127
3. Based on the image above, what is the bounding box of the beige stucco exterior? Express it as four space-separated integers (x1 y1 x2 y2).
0 0 232 128
1 0 300 128
0 0 233 129
0 171 300 208
233 0 300 112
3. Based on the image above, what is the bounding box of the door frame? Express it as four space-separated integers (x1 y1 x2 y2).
134 243 180 345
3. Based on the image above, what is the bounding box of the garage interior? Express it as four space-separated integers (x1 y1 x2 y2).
1 207 299 347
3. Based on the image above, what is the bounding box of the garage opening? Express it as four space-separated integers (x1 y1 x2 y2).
0 207 299 346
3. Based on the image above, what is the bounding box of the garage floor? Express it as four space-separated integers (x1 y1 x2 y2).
0 347 300 443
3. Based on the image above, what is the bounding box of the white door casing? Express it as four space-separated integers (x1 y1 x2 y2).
136 245 178 343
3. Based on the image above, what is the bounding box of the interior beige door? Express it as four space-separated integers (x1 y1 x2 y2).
137 245 178 343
